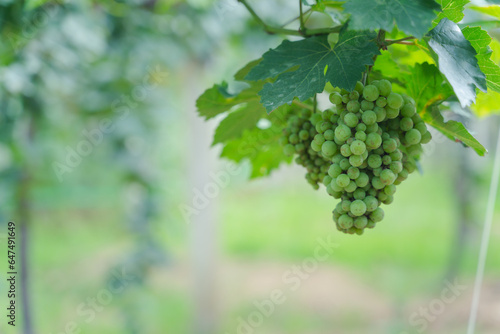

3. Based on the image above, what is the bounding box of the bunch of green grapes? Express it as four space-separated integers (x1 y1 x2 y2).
311 80 432 235
280 110 332 189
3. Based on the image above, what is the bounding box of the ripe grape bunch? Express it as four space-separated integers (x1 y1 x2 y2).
281 80 432 235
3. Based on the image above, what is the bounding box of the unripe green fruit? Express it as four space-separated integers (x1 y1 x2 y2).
299 130 309 140
328 164 343 178
401 103 416 118
387 92 403 109
370 207 384 222
347 166 360 180
355 131 367 141
355 81 364 94
338 214 354 229
344 180 358 192
356 172 369 187
344 113 359 128
380 169 396 185
374 106 386 122
349 91 360 101
350 200 367 216
335 124 351 142
390 161 403 174
414 122 427 135
341 144 352 157
330 93 343 105
353 188 366 200
363 85 380 102
361 100 375 111
349 155 364 167
350 140 366 155
361 110 377 125
372 176 385 189
378 79 392 97
322 141 338 156
421 131 432 144
386 107 400 119
324 129 335 141
336 174 350 188
366 133 382 149
368 154 382 169
354 216 368 229
405 129 422 145
383 138 398 153
363 196 379 212
339 158 351 170
400 117 414 132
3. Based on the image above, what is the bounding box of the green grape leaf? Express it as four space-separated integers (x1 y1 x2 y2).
422 106 487 156
343 0 441 38
246 28 379 113
212 107 263 145
462 26 500 93
433 0 469 25
404 62 454 112
221 114 293 178
427 18 487 107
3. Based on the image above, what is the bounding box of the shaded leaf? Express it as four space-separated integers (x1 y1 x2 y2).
422 106 487 156
343 0 440 38
427 18 487 107
212 107 263 145
404 62 454 112
246 28 379 113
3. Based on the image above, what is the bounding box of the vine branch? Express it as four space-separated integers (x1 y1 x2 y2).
238 0 342 36
299 0 305 32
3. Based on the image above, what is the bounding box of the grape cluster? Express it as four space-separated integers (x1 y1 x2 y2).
313 80 431 234
280 110 331 189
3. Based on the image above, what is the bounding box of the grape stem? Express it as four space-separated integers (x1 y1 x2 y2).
292 100 314 111
237 0 343 36
299 0 305 33
281 8 312 28
385 36 416 46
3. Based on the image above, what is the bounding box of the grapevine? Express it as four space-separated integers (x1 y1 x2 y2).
196 0 500 236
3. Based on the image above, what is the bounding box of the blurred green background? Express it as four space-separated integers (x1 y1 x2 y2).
0 1 499 334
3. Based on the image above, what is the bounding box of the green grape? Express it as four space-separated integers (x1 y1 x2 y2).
323 175 333 186
339 158 351 170
332 154 343 164
402 94 415 105
405 129 422 145
366 133 382 149
361 100 375 111
284 144 295 156
366 123 379 134
370 207 384 222
328 164 342 178
380 169 396 185
341 199 352 212
387 92 403 109
345 180 358 192
363 85 380 102
330 114 340 123
336 174 350 188
378 192 388 202
314 133 326 145
341 94 350 104
378 79 392 97
387 118 400 130
354 216 368 229
361 150 369 160
384 184 397 196
355 81 364 94
374 107 387 122
349 155 364 167
372 176 385 189
326 184 335 196
330 93 343 105
338 214 354 229
373 167 382 177
363 196 379 212
355 131 367 141
376 97 387 108
335 124 351 142
347 100 360 113
310 113 323 125
347 166 360 180
353 188 366 200
299 130 309 140
421 131 432 144
344 113 359 128
341 144 352 157
414 122 427 135
390 161 403 174
289 133 299 144
320 121 332 133
383 138 398 153
386 107 400 119
324 129 335 141
331 180 343 192
356 123 367 132
361 110 377 125
407 144 423 158
322 110 334 120
368 154 382 169
401 103 416 118
350 200 367 216
382 155 392 165
349 91 360 101
322 141 338 156
400 117 414 132
350 140 366 155
295 143 306 153
356 172 369 187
